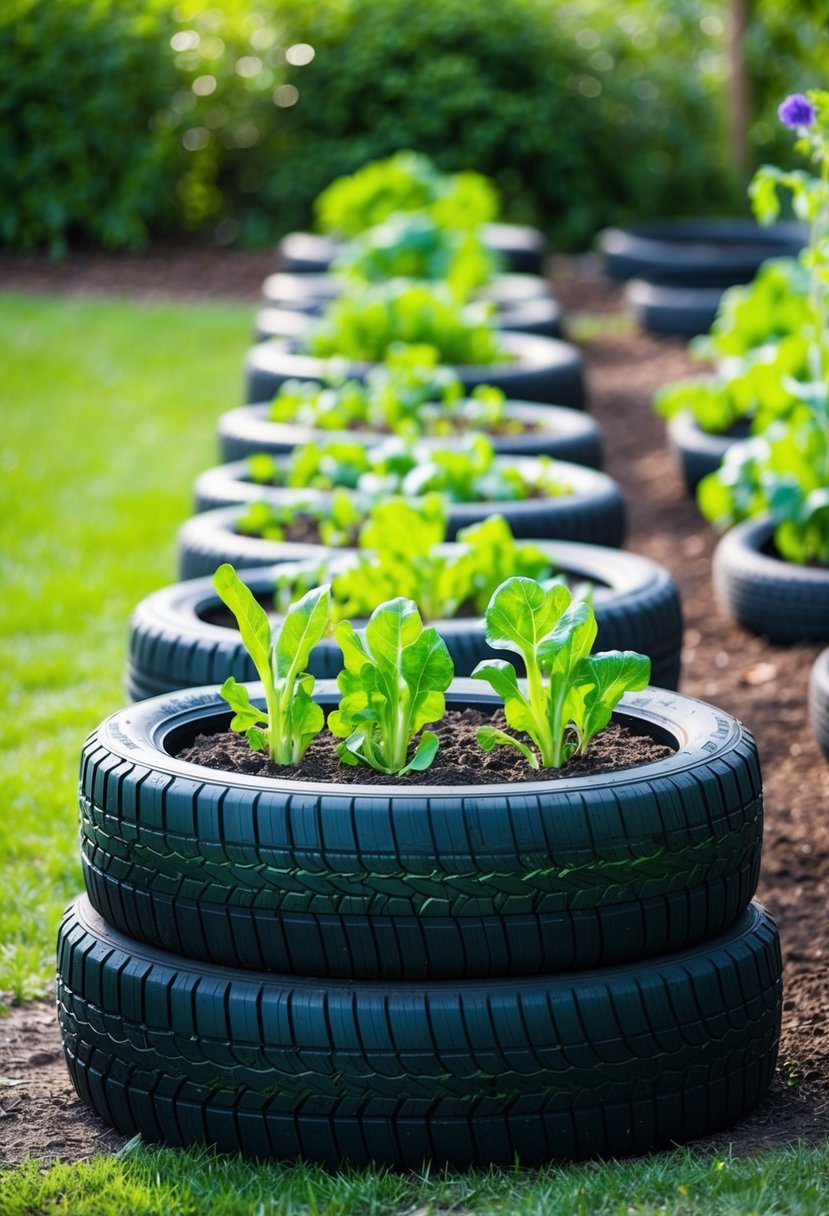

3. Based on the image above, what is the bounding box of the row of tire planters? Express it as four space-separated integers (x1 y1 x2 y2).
246 330 585 410
809 647 829 761
279 220 548 277
219 396 603 468
67 679 780 1163
126 543 683 702
258 272 563 341
178 474 626 583
712 517 829 643
598 219 806 339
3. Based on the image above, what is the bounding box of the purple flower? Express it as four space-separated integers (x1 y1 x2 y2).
778 94 816 129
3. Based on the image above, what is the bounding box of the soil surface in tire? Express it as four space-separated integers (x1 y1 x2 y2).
1 249 828 1166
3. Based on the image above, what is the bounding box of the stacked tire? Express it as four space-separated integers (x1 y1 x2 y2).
599 219 807 338
58 680 782 1167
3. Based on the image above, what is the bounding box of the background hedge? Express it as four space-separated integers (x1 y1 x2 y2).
1 0 826 254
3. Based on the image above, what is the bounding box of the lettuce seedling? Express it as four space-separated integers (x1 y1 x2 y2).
328 597 454 774
213 563 330 764
472 576 650 768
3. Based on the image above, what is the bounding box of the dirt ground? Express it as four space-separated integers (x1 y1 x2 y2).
1 249 827 1168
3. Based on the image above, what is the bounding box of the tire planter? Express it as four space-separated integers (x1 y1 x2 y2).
626 279 726 339
278 221 549 277
808 648 829 762
180 466 626 579
599 219 807 284
667 412 751 494
58 894 780 1166
262 270 553 313
217 399 603 468
713 516 829 642
255 279 564 341
126 541 683 700
80 681 761 983
244 332 586 410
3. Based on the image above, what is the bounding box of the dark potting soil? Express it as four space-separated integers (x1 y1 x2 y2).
176 710 673 785
237 514 358 547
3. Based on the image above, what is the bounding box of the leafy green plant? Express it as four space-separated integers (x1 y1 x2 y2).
330 498 553 621
213 563 330 764
692 258 811 361
306 282 508 366
328 597 454 774
314 150 499 236
236 490 364 548
471 577 650 769
695 91 829 566
653 336 809 434
268 348 515 438
332 210 500 299
244 433 571 503
698 397 829 564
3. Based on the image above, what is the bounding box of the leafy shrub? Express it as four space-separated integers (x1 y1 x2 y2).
0 0 178 252
3 0 827 251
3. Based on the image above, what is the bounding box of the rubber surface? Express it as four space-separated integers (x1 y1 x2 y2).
278 222 549 276
217 400 603 467
244 332 586 410
254 298 564 342
626 280 725 339
262 271 554 313
126 541 683 700
58 895 781 1166
809 648 829 762
81 681 761 980
713 517 829 643
599 219 807 284
666 412 750 494
180 464 626 579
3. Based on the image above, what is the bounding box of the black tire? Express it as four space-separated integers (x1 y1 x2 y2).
262 270 554 313
713 516 829 642
809 648 829 762
81 682 759 981
599 219 807 284
126 542 682 700
59 895 781 1166
244 332 586 410
278 222 548 276
667 411 750 494
218 400 603 468
253 299 564 343
183 464 625 578
248 300 562 345
626 280 725 339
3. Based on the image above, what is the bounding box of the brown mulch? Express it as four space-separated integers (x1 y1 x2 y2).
0 250 827 1168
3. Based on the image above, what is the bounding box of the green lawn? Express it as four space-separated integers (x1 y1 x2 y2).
0 291 826 1214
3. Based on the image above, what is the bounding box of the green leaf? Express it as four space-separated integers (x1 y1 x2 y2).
483 576 570 663
400 729 440 773
568 652 651 750
400 625 454 734
275 583 331 680
476 724 539 768
218 676 268 732
213 564 272 686
470 658 536 735
537 599 597 680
